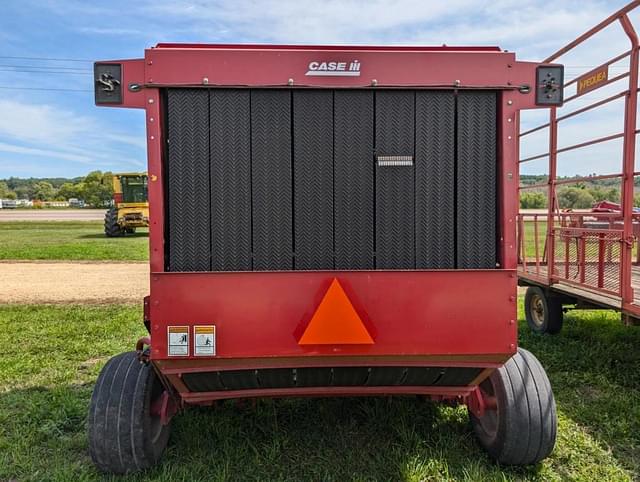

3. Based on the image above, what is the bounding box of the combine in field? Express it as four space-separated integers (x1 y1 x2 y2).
104 173 149 237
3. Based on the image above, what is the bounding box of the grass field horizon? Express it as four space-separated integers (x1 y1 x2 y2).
0 302 637 481
0 221 148 261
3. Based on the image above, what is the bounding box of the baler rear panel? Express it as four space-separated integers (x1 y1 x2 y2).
164 88 497 272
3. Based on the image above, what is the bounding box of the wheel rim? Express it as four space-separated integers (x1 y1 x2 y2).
529 293 546 328
475 378 498 441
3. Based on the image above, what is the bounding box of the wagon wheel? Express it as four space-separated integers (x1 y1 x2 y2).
524 286 563 334
88 352 171 474
470 348 557 465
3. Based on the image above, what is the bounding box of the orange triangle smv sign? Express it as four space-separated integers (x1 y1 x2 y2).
298 278 374 345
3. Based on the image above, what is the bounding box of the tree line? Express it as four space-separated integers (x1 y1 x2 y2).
0 171 114 207
520 174 640 209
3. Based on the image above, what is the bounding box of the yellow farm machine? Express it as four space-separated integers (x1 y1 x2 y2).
104 173 149 237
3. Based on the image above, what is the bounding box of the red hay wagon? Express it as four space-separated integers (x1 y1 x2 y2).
518 2 640 333
90 42 563 473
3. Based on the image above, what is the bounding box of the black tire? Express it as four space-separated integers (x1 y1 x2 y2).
88 352 171 474
524 286 563 334
470 348 557 465
104 207 123 237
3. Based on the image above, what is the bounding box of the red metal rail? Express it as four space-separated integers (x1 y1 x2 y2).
518 1 640 316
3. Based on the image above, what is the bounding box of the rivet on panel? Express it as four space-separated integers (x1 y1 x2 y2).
371 79 378 86
508 118 512 122
454 79 461 87
507 100 513 105
203 77 209 85
509 319 515 325
150 135 155 140
509 343 515 349
149 117 154 122
148 98 154 104
288 78 294 86
508 135 512 140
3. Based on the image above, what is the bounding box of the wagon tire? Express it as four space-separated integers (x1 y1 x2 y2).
524 286 563 334
104 207 123 237
470 348 557 465
88 351 171 474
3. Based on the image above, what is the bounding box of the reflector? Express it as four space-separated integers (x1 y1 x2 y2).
298 278 374 345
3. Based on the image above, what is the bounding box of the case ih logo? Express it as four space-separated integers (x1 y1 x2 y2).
306 60 361 76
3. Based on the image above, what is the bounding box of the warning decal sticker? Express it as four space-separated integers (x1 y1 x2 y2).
194 325 216 356
167 326 189 356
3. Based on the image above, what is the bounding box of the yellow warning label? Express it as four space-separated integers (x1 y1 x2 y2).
194 325 216 356
167 326 189 356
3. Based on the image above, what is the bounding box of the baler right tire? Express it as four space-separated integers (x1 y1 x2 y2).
470 348 557 465
88 352 171 474
524 286 563 334
104 207 123 237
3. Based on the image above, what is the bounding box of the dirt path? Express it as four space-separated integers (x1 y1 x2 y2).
0 262 149 304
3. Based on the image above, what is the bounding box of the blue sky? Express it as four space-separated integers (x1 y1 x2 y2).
0 0 633 178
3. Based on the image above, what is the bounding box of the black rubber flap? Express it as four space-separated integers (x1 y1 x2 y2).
210 89 252 271
166 89 211 271
334 90 375 269
456 91 497 269
251 90 293 270
375 91 415 269
293 90 334 269
415 91 456 269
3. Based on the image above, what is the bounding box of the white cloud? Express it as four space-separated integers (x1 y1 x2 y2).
0 99 145 172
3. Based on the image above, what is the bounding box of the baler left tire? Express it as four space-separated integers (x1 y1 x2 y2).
470 348 557 465
88 351 170 474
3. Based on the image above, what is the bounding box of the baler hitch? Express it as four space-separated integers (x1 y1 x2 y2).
136 336 151 363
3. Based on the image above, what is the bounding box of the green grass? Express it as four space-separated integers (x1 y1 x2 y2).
0 221 148 261
521 220 548 260
0 302 638 481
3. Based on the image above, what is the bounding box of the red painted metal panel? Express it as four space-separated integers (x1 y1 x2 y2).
154 43 502 52
143 47 539 94
149 270 517 360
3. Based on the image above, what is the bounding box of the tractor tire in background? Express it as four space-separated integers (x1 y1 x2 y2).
470 348 557 465
524 286 563 334
104 207 124 237
88 351 171 474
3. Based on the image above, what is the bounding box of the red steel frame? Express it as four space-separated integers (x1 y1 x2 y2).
100 43 553 406
518 1 640 319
